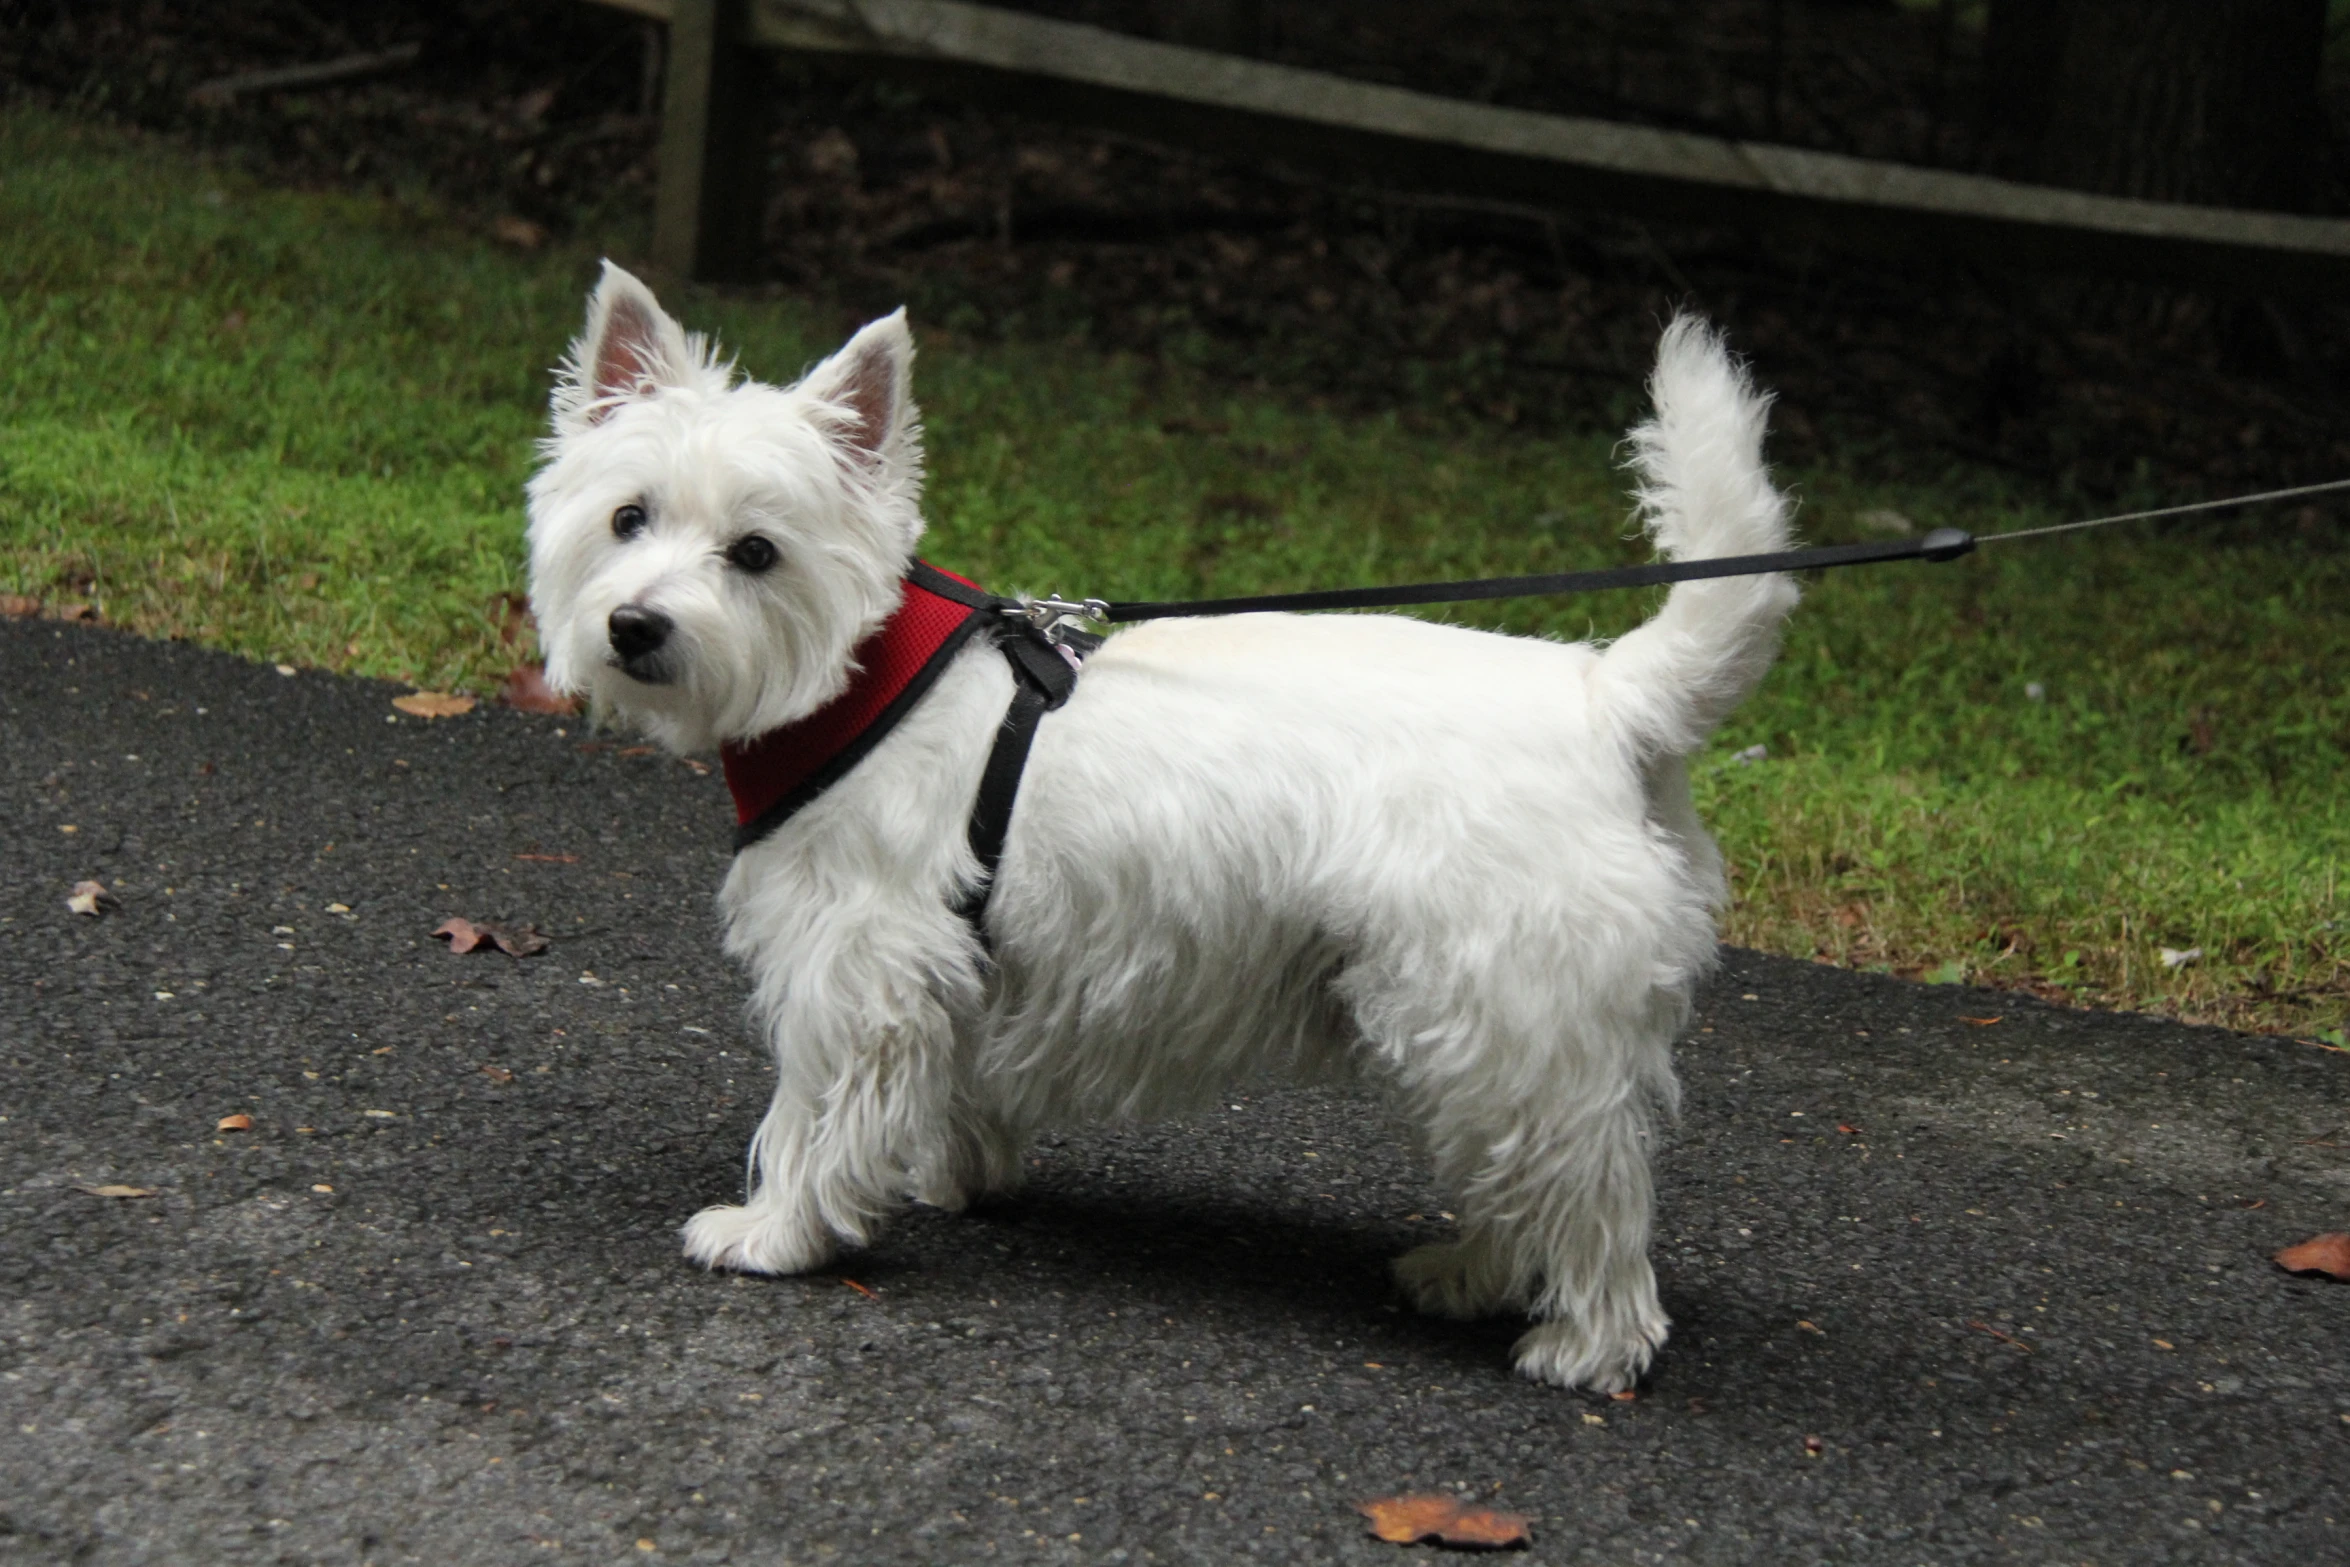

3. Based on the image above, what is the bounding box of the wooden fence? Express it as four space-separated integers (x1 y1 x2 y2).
593 0 2350 294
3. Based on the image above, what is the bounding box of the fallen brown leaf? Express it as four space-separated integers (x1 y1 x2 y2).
1356 1493 1531 1549
616 745 657 758
512 852 580 864
75 1183 158 1199
393 691 477 719
434 917 550 957
1 593 40 618
217 1113 254 1131
65 879 118 917
2274 1232 2350 1280
1836 1123 1861 1135
49 601 96 622
841 1277 877 1299
480 1065 516 1084
1958 1016 2003 1026
499 663 578 715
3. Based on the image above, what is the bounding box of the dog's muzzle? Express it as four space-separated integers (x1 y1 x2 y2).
607 603 677 684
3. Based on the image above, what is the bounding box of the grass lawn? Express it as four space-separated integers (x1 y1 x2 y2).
4 105 2344 1040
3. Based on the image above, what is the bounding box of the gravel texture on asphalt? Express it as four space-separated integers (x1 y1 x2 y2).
4 616 2348 1566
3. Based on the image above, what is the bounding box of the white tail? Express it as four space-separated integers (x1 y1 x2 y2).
1596 317 1799 759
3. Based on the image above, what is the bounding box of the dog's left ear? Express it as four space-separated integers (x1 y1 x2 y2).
798 309 918 479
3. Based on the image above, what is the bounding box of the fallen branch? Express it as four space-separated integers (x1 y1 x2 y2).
1967 1319 2035 1353
190 43 423 107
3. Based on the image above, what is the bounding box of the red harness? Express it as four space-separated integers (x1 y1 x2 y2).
720 561 996 847
717 561 1090 938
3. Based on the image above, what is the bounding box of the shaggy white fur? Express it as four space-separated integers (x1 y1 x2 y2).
526 261 1799 1392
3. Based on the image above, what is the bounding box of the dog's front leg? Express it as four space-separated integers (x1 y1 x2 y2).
684 1005 961 1275
906 1099 1029 1212
682 1091 838 1274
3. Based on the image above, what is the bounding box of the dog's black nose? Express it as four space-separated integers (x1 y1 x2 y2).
608 604 673 662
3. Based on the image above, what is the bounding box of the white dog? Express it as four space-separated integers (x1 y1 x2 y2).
526 261 1797 1392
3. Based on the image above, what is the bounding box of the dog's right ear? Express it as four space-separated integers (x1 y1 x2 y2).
554 260 695 431
796 309 919 480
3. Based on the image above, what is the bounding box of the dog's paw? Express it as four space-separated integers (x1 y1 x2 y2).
681 1203 835 1275
1510 1312 1667 1394
1392 1239 1523 1320
906 1170 975 1213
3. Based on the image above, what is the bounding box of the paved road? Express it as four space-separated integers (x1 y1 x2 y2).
4 616 2347 1566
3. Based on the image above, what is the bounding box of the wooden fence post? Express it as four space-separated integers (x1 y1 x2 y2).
654 0 767 281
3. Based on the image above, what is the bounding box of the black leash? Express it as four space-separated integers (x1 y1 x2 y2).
1034 477 2350 626
955 473 2348 946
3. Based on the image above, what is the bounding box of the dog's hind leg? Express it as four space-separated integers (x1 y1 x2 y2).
1494 1093 1670 1393
1377 990 1675 1392
1392 1224 1530 1319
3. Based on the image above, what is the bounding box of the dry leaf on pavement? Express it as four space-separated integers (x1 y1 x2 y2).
75 1183 158 1199
217 1113 254 1131
392 691 476 719
66 879 118 916
2273 1232 2350 1279
499 663 578 715
1355 1492 1531 1549
480 1065 516 1084
434 917 550 957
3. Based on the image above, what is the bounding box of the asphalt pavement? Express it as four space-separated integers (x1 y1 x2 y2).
4 615 2348 1566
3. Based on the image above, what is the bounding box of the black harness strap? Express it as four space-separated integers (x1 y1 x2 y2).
909 562 1098 937
957 618 1095 937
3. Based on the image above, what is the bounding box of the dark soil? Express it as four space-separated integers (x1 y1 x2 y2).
8 0 2350 509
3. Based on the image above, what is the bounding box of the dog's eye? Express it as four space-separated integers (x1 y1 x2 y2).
726 535 778 575
611 503 648 540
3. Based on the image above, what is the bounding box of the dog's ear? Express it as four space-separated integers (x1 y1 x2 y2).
799 309 918 476
560 260 695 428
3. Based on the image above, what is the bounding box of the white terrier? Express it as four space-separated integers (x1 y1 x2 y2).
526 261 1797 1392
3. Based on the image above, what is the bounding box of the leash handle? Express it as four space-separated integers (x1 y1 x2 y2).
1100 527 1976 623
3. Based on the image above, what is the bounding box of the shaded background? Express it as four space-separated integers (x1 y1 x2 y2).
8 0 2350 505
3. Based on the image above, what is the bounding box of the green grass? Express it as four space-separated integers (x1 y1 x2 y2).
3 105 2344 1038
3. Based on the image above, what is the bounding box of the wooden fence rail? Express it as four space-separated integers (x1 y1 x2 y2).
593 0 2350 294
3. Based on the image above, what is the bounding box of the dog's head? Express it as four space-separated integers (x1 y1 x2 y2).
526 261 925 753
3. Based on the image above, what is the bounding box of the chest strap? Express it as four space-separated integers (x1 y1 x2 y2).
722 560 1092 940
923 564 1099 934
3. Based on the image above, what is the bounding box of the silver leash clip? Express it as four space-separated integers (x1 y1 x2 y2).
1017 594 1111 635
